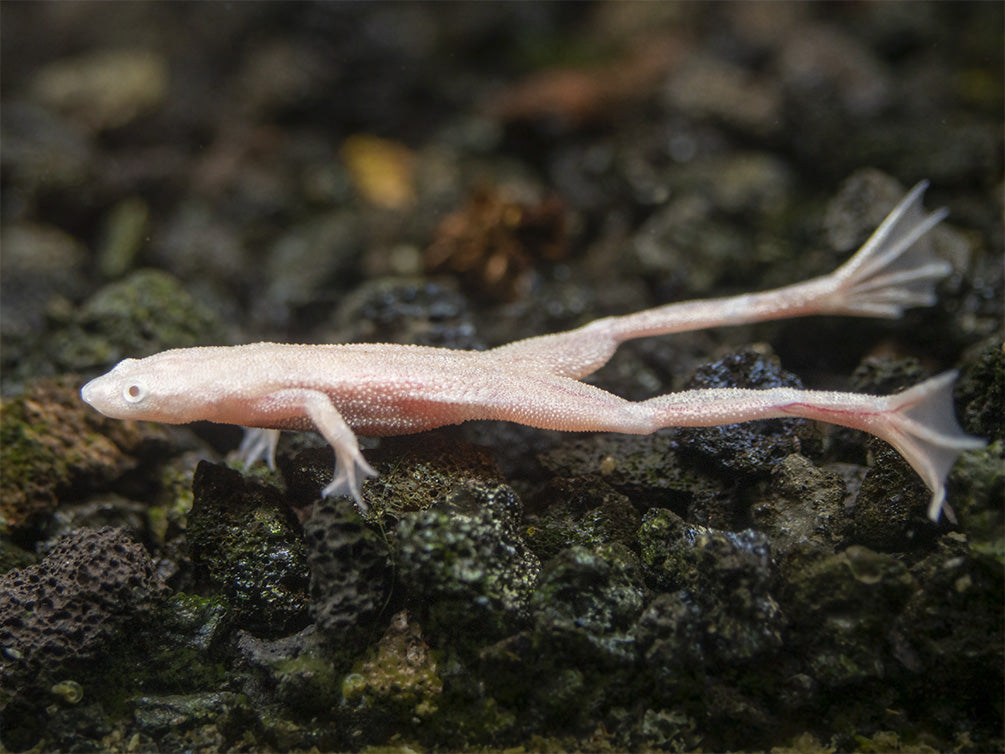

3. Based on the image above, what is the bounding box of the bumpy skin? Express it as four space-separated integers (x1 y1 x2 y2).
80 183 984 519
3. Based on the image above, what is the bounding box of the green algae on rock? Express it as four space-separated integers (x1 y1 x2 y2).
187 461 310 638
395 481 540 644
0 376 164 532
55 269 227 374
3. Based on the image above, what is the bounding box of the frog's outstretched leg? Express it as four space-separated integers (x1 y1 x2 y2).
641 371 984 523
491 181 949 380
481 368 983 522
858 371 986 522
815 180 950 318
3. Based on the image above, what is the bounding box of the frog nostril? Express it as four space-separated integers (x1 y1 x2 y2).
80 380 96 406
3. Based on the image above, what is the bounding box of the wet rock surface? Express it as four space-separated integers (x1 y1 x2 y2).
187 461 310 638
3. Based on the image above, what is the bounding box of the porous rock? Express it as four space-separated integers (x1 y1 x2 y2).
395 481 540 643
303 496 392 652
0 527 167 707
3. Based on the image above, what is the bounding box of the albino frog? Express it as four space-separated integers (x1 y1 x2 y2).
82 182 984 521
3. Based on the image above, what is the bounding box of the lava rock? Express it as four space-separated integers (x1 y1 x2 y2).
303 497 392 652
395 481 540 644
676 347 820 477
0 527 167 709
187 461 310 638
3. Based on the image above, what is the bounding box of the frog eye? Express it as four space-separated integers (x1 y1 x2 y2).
123 381 147 404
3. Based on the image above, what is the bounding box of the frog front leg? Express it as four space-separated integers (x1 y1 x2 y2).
238 427 281 470
254 389 377 509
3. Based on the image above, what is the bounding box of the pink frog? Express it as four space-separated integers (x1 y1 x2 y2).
82 182 985 521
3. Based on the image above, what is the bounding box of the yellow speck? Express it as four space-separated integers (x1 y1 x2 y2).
341 134 416 209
